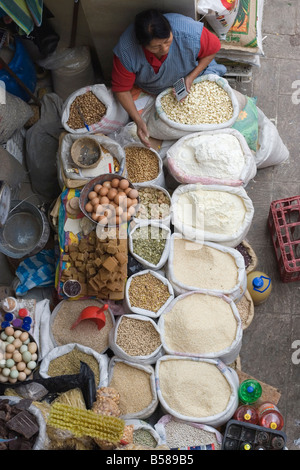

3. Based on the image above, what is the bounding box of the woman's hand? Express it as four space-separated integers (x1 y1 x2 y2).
184 74 194 94
136 118 151 148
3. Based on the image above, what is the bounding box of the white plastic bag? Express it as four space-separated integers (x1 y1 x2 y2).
166 128 256 187
39 343 109 389
124 143 165 188
255 107 289 169
109 314 164 364
147 74 239 140
166 233 247 301
108 357 158 420
158 291 243 365
61 84 129 135
128 222 171 271
124 269 174 319
197 0 240 40
171 183 254 247
155 356 239 427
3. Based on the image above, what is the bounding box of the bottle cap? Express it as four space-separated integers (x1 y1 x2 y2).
18 308 29 318
21 323 31 331
244 413 251 421
243 443 251 450
253 277 264 288
270 422 277 429
247 385 254 393
1 321 11 328
4 313 14 322
22 316 32 324
12 318 23 328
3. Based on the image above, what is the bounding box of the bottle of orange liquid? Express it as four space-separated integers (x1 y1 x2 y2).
233 405 259 424
257 402 284 430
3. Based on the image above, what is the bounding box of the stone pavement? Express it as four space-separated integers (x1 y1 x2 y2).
0 0 299 450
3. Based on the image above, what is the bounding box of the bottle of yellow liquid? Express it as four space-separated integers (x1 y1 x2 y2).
247 271 272 305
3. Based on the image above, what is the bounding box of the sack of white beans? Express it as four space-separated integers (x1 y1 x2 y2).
146 74 239 140
154 414 223 450
108 314 164 364
166 233 247 302
166 128 257 187
39 343 109 389
124 269 174 319
157 291 243 365
108 357 158 420
128 222 171 271
155 356 239 428
61 84 129 135
171 183 254 247
126 419 163 448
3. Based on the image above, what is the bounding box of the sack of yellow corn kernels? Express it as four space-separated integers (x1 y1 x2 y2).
146 74 239 140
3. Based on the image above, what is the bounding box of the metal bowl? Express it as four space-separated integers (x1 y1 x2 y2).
79 174 139 227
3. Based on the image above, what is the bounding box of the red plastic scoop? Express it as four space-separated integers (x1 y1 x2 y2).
70 304 108 330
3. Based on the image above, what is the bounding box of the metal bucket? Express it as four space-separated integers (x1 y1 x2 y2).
0 200 50 259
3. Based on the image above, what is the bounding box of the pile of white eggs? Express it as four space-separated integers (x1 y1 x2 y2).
0 326 38 383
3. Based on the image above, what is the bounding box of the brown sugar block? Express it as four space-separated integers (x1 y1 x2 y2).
102 256 119 272
106 244 119 255
115 252 127 265
94 258 102 268
6 410 39 439
100 269 112 282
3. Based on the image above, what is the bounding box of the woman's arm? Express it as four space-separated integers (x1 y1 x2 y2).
184 53 217 92
114 91 150 147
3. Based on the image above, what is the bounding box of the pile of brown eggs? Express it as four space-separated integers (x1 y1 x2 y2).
84 178 139 225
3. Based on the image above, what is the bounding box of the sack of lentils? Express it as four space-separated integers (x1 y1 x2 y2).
124 143 165 188
154 414 223 450
125 270 174 319
129 222 171 270
109 314 163 365
108 357 158 420
132 184 172 227
155 355 239 427
61 84 129 135
125 419 162 449
39 343 109 389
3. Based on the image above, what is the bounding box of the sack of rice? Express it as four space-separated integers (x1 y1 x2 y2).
155 356 239 427
158 291 243 364
108 357 158 420
171 183 254 247
166 234 247 301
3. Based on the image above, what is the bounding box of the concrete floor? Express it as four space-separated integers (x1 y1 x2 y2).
0 0 299 451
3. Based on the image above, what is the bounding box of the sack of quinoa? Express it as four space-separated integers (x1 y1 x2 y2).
108 357 158 420
155 414 223 450
155 355 239 427
109 314 164 364
146 74 239 140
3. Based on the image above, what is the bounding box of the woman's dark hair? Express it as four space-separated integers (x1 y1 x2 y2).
134 9 172 46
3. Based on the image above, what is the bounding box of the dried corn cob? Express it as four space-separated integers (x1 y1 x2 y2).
48 402 125 442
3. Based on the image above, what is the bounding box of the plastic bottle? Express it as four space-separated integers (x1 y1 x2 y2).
247 271 272 305
238 379 262 404
240 442 252 450
233 405 259 424
271 436 285 450
259 409 284 431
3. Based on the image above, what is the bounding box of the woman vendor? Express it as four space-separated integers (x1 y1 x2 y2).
111 9 226 146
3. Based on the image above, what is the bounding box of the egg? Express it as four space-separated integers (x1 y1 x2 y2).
0 331 7 341
125 187 132 195
8 377 17 384
13 330 22 338
5 353 12 359
2 368 10 377
23 338 30 345
103 208 113 219
100 196 110 205
115 216 121 225
91 197 100 206
6 344 15 354
16 362 26 371
94 184 102 193
107 188 118 200
102 181 111 189
10 369 19 379
128 205 136 217
28 342 37 354
128 189 139 199
27 361 36 370
12 352 22 363
131 198 139 206
4 326 14 337
31 353 38 362
111 178 120 188
0 359 6 368
85 202 93 213
91 213 99 221
18 372 27 381
13 338 22 349
20 332 29 342
88 191 98 200
24 367 32 376
6 336 14 344
98 216 108 226
19 345 28 354
99 186 109 197
95 204 104 215
115 206 123 216
0 375 8 383
119 179 130 190
114 192 127 205
6 359 15 368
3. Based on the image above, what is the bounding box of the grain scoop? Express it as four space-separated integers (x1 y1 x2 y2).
70 304 108 330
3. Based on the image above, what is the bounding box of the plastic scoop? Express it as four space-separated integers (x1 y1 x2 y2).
70 304 108 330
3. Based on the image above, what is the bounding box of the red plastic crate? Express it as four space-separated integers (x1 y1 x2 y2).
268 196 300 282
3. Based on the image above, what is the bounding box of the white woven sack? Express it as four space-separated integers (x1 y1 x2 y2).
166 233 247 301
171 183 254 247
255 106 289 169
128 222 171 271
155 356 239 428
157 291 243 365
124 269 174 319
197 0 240 40
146 74 239 140
132 184 172 227
124 143 165 188
108 357 158 420
166 128 256 187
39 343 109 389
61 84 129 134
108 314 164 364
154 414 223 449
125 419 163 446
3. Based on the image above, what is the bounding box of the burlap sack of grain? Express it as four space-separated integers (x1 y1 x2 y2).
0 90 33 144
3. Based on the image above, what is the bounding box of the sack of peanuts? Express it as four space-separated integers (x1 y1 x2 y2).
171 183 254 247
197 0 240 40
124 270 174 319
61 84 130 135
166 128 256 187
108 314 164 364
146 74 239 140
166 234 247 302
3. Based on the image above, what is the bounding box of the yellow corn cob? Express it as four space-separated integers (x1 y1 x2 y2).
48 402 125 443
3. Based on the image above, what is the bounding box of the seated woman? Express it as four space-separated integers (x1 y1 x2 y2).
111 9 226 146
